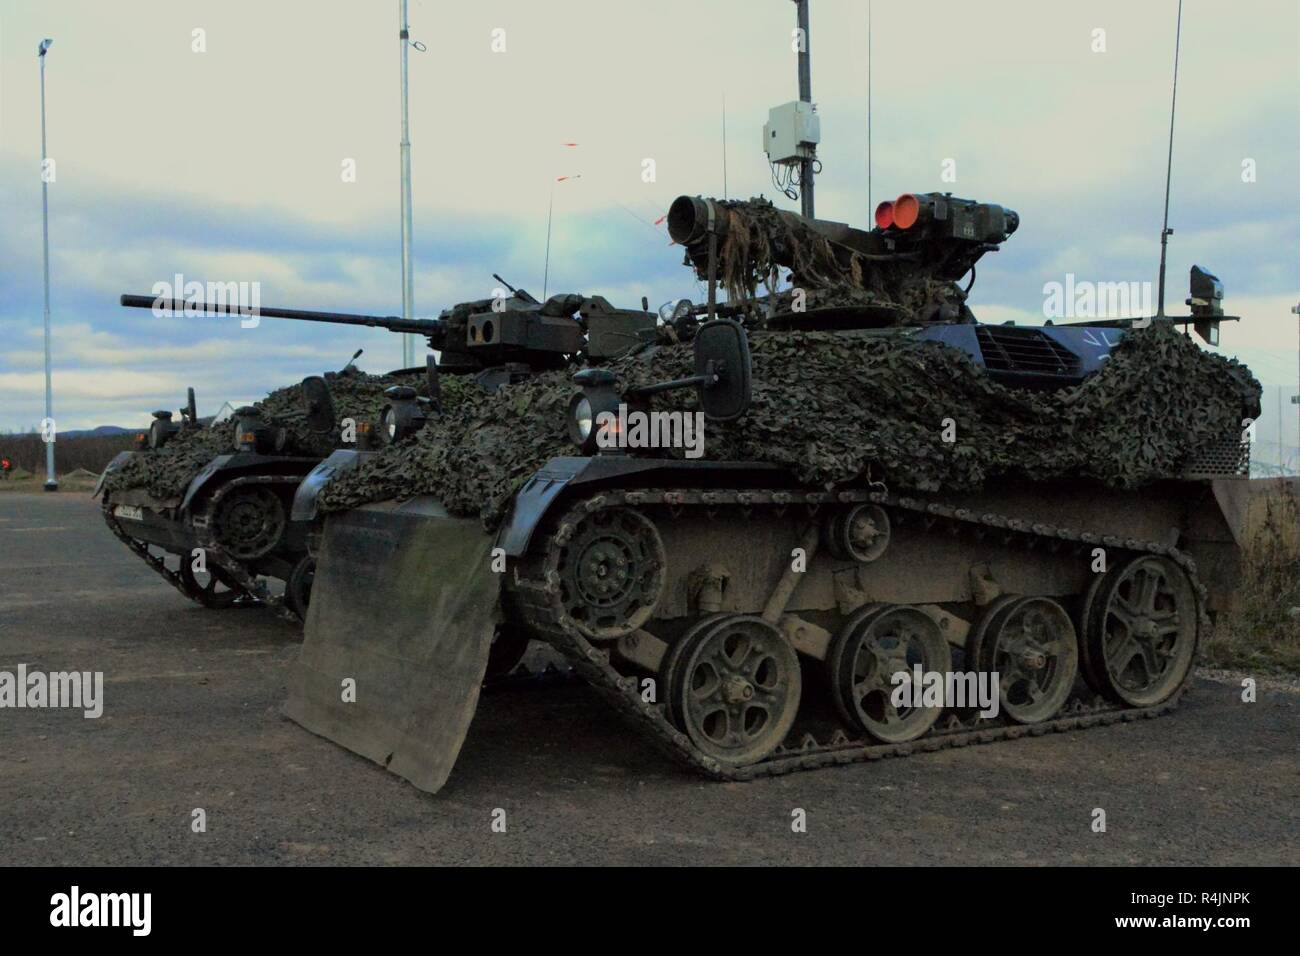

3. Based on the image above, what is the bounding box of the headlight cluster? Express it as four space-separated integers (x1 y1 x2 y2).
148 410 181 450
232 407 284 454
377 386 429 446
567 369 620 454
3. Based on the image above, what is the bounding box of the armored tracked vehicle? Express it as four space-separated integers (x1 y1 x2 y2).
100 287 657 679
285 191 1260 793
96 367 406 620
97 291 479 619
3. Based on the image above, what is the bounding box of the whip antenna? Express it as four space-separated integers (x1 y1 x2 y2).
867 0 872 217
1156 0 1183 318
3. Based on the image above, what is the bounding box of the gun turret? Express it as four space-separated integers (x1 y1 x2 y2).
119 291 584 374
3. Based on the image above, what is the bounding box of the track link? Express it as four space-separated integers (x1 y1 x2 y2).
511 488 1207 781
101 495 210 604
101 479 302 623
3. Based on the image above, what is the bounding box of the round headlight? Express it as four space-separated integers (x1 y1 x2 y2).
567 372 621 455
573 397 593 440
382 406 398 443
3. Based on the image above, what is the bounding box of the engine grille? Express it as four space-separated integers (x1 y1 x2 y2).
975 326 1082 380
1181 438 1252 479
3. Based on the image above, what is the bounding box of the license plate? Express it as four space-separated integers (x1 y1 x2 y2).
114 504 144 521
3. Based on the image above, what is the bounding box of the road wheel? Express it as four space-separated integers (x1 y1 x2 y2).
665 614 800 766
828 604 951 743
178 558 250 609
660 614 730 729
968 596 1077 723
1083 555 1198 707
284 556 316 622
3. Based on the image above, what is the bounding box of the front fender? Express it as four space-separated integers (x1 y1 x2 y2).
94 451 137 498
290 450 377 522
494 455 787 557
179 454 237 512
179 452 318 513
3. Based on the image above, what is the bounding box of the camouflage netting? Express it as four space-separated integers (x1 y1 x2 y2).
315 324 1261 529
101 368 431 500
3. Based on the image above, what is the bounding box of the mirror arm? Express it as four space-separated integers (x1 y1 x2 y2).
626 360 724 399
626 374 709 399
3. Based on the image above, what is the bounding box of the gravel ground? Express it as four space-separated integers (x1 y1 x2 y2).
1 492 1296 866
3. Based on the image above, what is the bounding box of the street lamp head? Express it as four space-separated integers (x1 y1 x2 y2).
39 38 54 56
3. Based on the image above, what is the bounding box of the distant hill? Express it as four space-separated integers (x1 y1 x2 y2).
58 425 136 439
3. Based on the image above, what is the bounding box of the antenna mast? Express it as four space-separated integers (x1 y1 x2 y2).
764 1 821 218
1156 0 1184 318
722 91 729 199
795 0 815 218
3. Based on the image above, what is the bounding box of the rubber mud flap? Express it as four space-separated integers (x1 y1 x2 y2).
285 497 496 794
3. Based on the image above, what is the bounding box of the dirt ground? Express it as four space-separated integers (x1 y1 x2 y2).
1 492 1296 866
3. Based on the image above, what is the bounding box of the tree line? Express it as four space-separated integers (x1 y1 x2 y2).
0 431 138 476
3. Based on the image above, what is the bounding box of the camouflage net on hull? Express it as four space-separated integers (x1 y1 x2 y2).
315 324 1261 529
100 368 428 501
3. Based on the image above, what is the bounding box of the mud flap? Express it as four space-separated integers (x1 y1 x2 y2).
1212 477 1300 547
285 497 497 794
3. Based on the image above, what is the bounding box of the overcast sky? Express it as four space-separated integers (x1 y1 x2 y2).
1 0 1297 434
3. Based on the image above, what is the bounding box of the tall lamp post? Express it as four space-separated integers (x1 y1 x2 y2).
398 1 416 369
39 37 57 492
1292 302 1299 472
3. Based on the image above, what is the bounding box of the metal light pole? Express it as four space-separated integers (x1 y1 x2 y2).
39 38 57 492
1292 301 1299 468
398 0 416 368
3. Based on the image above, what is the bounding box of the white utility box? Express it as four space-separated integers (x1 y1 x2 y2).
762 100 820 164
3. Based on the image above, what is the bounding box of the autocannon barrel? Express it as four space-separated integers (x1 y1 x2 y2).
119 294 446 337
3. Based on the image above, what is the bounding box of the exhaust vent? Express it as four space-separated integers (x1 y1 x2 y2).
975 326 1082 386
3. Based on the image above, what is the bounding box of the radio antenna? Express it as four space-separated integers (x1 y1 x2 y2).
722 91 729 199
1155 0 1183 318
867 0 872 217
